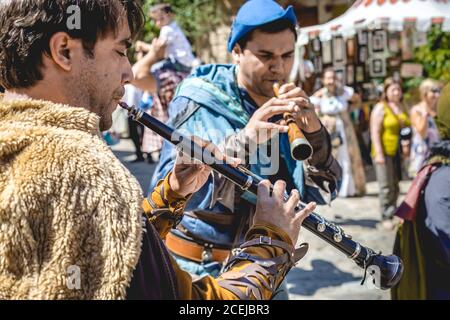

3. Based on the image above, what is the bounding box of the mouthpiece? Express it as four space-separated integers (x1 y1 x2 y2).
119 101 131 111
273 82 280 97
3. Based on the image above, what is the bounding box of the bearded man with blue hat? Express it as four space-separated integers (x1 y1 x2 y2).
148 0 342 299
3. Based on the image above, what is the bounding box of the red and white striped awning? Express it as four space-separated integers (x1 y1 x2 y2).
299 0 450 44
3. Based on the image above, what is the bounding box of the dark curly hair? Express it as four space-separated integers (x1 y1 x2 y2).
0 0 145 90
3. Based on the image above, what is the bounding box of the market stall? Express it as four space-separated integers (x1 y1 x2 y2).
291 0 450 167
295 0 450 97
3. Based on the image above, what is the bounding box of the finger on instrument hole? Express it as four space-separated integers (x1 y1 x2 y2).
260 104 297 120
294 202 316 223
176 146 197 165
278 82 296 95
279 87 303 99
257 179 272 199
285 189 300 212
262 121 289 132
280 86 309 99
260 98 292 109
272 180 287 198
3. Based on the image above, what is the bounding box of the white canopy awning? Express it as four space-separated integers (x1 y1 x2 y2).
299 0 450 44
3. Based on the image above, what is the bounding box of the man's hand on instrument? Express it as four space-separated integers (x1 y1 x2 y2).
253 180 316 245
277 83 322 133
243 98 298 144
169 136 241 197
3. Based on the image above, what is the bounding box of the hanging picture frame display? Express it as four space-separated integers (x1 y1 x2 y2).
355 65 365 83
413 31 427 48
332 36 346 65
346 64 355 85
312 37 321 53
346 37 356 62
401 25 415 60
357 29 368 45
388 32 400 53
370 29 387 54
322 40 332 64
369 57 387 78
313 56 323 74
358 46 368 64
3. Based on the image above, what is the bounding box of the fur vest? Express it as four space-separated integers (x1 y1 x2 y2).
0 97 143 299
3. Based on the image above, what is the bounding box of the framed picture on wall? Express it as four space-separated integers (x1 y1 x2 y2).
346 38 356 61
333 36 346 65
400 63 424 78
357 29 368 45
346 65 355 85
312 37 321 53
313 56 323 74
413 31 427 47
355 65 365 83
388 57 402 68
322 40 332 64
388 32 400 53
369 58 387 78
358 46 368 64
401 28 414 60
370 29 387 53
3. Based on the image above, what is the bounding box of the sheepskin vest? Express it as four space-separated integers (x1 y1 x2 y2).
0 97 144 299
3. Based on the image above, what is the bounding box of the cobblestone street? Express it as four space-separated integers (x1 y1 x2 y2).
112 138 410 300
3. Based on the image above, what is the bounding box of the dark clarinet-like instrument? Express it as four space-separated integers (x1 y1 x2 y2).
119 102 403 290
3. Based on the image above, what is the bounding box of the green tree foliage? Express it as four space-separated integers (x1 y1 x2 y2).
403 26 449 105
414 25 450 82
142 0 224 47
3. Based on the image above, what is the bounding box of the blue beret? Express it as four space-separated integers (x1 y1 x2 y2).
227 0 297 52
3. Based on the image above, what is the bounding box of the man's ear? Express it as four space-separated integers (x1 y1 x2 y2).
232 45 243 64
48 32 79 72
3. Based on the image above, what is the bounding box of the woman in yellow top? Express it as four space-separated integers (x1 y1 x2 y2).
370 78 411 226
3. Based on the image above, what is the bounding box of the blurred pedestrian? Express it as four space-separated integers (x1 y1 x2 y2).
149 3 198 72
311 68 366 197
133 39 190 163
408 79 441 177
132 4 195 163
392 82 450 300
370 78 411 227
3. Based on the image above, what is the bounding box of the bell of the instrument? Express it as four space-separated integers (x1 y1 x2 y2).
366 254 404 290
290 137 313 161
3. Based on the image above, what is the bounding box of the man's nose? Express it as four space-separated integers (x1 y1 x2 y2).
269 56 284 74
122 60 134 85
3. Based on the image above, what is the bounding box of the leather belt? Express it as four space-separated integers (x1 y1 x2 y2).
183 211 235 225
165 232 231 264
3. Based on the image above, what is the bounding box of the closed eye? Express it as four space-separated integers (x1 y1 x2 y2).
258 54 272 60
116 50 127 57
